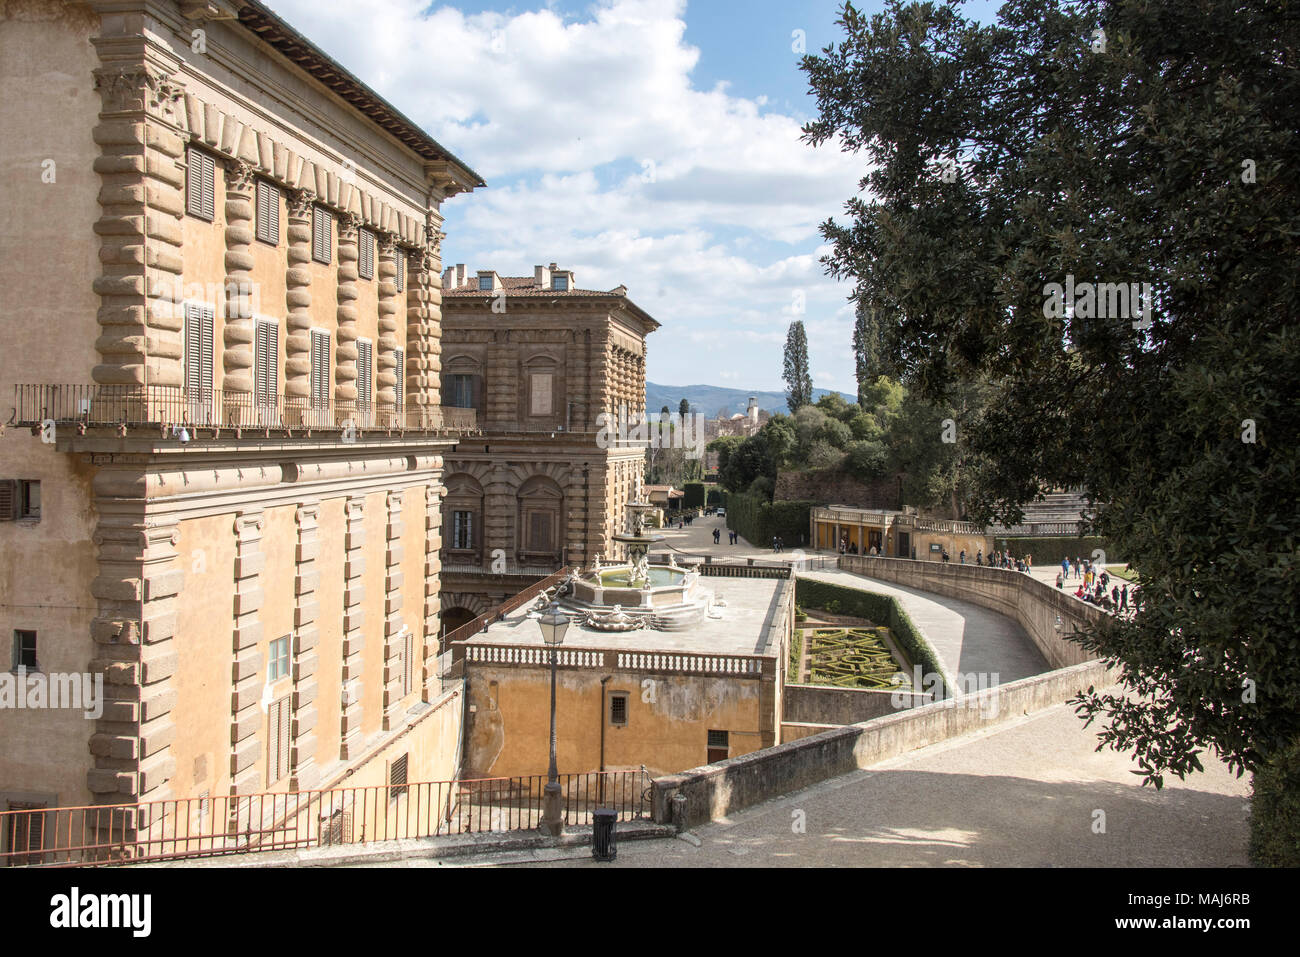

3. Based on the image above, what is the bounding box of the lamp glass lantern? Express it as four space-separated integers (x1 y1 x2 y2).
539 602 569 646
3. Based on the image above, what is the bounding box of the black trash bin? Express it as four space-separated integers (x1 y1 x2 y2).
592 809 618 862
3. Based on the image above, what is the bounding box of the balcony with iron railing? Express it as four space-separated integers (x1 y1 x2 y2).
11 384 478 438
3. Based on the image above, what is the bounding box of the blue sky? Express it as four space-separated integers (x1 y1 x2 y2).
267 0 1005 396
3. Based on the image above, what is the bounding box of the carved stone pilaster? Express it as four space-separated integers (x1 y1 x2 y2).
340 495 366 758
91 46 188 387
284 189 315 399
486 466 516 560
222 160 257 398
229 511 264 797
382 490 406 729
335 214 361 405
423 481 443 697
87 513 182 816
290 502 321 790
406 246 442 410
376 235 400 409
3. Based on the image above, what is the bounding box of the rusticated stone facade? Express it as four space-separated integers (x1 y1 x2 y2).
0 0 483 827
437 267 659 628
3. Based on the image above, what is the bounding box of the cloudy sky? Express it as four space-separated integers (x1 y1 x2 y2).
266 0 1000 394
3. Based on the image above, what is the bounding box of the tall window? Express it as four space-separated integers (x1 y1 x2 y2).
310 329 331 411
356 339 373 412
184 302 215 424
447 375 475 409
255 180 280 245
255 320 279 412
394 252 406 293
312 206 332 264
609 692 629 726
452 510 474 550
11 630 37 671
358 228 375 280
394 348 405 412
266 696 291 785
186 149 215 221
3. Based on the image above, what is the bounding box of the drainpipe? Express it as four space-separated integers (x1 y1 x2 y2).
599 674 611 804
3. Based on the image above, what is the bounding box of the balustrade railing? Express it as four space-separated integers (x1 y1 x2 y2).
463 642 767 677
12 384 476 435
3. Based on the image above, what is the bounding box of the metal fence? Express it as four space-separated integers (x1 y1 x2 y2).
0 769 650 867
12 383 477 435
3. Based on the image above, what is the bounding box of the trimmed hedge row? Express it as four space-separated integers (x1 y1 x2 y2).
1250 737 1300 866
993 535 1117 566
795 578 948 699
726 493 815 547
706 487 727 506
684 482 706 509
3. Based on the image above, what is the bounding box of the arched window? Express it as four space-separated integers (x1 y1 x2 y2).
517 475 564 564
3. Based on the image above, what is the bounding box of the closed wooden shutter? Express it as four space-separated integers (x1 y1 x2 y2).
394 348 405 411
6 803 46 865
310 329 330 411
402 631 414 696
185 303 215 421
358 228 374 280
529 511 553 552
267 696 290 784
312 207 332 264
256 180 280 245
395 252 405 292
357 339 372 411
0 481 17 522
187 149 215 220
389 753 408 798
255 321 278 408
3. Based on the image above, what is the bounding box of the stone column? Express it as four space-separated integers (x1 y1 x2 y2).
87 508 182 822
284 189 315 402
91 52 188 388
335 214 361 407
222 161 257 401
422 480 443 696
406 247 441 418
229 511 265 798
290 502 321 790
376 235 400 413
381 489 406 730
340 495 365 758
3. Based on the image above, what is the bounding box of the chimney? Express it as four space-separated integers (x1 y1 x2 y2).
534 264 551 290
456 264 467 288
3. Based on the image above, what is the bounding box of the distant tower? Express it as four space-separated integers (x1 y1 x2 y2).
747 396 758 425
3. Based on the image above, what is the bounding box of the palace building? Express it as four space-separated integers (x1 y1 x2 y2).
436 263 659 629
0 0 482 843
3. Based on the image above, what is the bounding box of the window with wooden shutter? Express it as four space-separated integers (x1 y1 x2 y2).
453 510 473 550
528 511 553 552
389 753 408 800
186 149 215 221
356 339 373 412
266 696 290 784
312 206 332 264
402 631 414 697
0 481 17 522
358 228 374 280
255 320 278 412
310 329 330 412
184 303 215 424
395 252 405 292
394 348 405 411
255 180 280 245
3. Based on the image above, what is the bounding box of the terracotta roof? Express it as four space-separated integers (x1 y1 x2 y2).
233 0 485 191
443 276 623 298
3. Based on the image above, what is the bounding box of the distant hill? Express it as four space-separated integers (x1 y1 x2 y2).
646 382 857 418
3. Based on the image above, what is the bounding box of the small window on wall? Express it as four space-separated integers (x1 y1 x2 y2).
609 693 628 726
11 630 37 672
452 510 474 550
389 753 409 800
268 636 290 681
395 252 406 293
707 729 729 764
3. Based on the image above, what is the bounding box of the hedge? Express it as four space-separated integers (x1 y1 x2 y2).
726 492 814 547
1250 737 1300 866
706 487 726 506
794 578 948 699
683 482 705 509
993 535 1118 566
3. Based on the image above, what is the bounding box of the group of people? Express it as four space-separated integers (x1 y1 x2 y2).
972 549 1033 573
837 538 880 556
712 527 740 545
1055 556 1134 613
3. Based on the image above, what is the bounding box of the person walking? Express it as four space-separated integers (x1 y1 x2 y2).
1062 557 1070 580
977 549 983 566
1056 571 1064 589
959 549 966 564
713 527 720 545
1121 584 1129 612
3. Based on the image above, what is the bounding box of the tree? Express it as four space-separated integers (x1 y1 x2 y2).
851 301 887 405
678 398 690 419
660 405 671 416
783 320 814 413
801 0 1300 837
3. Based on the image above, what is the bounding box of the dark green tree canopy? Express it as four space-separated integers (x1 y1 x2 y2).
802 0 1299 783
783 320 814 413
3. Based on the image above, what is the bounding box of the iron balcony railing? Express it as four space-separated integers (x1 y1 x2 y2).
0 769 650 867
12 384 477 435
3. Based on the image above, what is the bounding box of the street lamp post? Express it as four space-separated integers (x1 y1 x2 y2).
538 601 570 836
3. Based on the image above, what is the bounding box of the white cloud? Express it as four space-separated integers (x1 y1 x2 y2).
263 0 865 391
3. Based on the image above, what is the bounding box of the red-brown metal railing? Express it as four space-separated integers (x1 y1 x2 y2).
0 769 649 868
12 383 477 435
